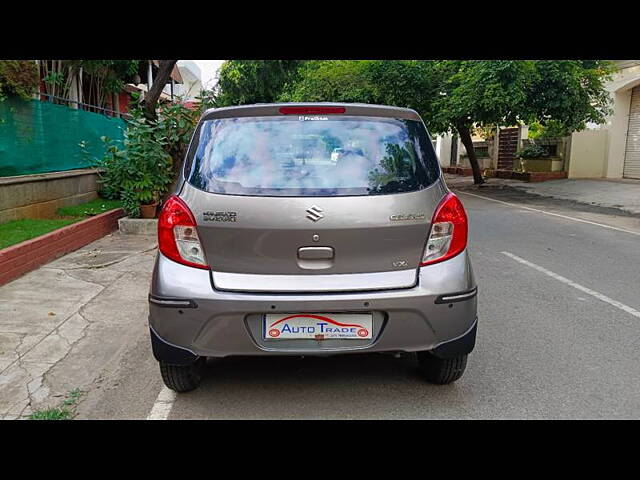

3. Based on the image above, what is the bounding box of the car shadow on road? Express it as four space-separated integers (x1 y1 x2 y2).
169 353 471 419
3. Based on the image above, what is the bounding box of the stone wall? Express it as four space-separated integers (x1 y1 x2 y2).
0 169 99 224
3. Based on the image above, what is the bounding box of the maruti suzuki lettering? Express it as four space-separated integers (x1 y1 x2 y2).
148 103 478 392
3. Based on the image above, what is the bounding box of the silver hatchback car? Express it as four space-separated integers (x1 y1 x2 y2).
149 103 477 392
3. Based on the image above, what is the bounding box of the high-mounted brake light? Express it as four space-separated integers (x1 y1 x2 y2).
279 106 346 115
420 192 468 266
158 196 209 269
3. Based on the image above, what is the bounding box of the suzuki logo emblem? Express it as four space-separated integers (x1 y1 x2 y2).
306 206 324 222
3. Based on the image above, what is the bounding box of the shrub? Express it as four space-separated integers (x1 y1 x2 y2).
85 94 203 217
90 106 173 218
515 143 549 159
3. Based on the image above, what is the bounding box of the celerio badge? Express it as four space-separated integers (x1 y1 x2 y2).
390 213 425 221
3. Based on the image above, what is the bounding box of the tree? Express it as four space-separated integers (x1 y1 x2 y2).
142 60 178 120
0 60 39 101
279 60 437 117
428 60 614 184
279 60 377 103
196 60 615 187
215 60 302 106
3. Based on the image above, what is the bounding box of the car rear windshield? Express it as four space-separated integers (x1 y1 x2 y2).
187 115 440 196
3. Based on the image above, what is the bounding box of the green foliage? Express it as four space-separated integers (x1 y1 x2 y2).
528 119 572 139
195 88 220 110
156 99 201 177
515 143 550 159
0 60 39 101
28 407 72 420
426 60 613 183
28 388 83 420
279 60 437 118
216 59 613 140
428 60 614 135
523 60 614 133
429 60 536 133
43 71 65 89
215 60 303 106
279 60 378 103
71 60 140 94
91 105 173 217
87 93 202 217
474 124 496 140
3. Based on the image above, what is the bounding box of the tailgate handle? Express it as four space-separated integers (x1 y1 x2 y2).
297 247 334 260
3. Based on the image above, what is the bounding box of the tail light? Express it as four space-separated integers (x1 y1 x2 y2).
420 192 468 266
158 196 208 269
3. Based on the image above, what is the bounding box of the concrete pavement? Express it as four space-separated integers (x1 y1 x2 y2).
0 232 157 419
445 174 640 216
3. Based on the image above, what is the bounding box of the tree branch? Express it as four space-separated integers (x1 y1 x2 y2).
456 123 485 185
142 60 178 120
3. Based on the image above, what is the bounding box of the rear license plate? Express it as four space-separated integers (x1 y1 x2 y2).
263 313 373 340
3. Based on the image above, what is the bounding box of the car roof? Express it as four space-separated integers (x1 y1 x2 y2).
200 102 422 121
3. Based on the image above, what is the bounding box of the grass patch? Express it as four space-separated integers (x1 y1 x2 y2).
56 198 122 217
28 388 83 420
28 407 73 420
0 198 122 250
0 218 78 249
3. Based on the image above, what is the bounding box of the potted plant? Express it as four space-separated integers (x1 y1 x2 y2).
120 149 172 219
139 193 160 219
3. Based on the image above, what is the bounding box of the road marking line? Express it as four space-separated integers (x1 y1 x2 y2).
147 386 176 420
459 191 640 237
501 251 640 320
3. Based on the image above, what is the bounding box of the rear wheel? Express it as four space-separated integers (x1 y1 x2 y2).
159 358 205 392
416 351 467 384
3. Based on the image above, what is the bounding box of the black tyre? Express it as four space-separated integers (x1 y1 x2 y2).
159 358 205 392
416 352 468 384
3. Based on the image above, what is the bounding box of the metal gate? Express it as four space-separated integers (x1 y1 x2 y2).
497 127 520 170
623 86 640 179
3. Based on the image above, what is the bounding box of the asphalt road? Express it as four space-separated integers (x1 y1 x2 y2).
78 188 640 419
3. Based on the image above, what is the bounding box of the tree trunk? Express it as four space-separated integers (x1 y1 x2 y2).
142 60 178 121
456 124 485 185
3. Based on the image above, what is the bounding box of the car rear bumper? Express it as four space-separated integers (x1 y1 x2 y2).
148 250 477 361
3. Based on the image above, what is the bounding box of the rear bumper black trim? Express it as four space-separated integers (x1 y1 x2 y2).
149 294 198 309
434 286 477 304
149 325 199 365
430 319 477 359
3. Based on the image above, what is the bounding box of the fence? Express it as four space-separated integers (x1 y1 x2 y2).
37 92 131 119
0 96 127 177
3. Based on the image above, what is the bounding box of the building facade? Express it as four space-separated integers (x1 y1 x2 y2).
569 60 640 180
